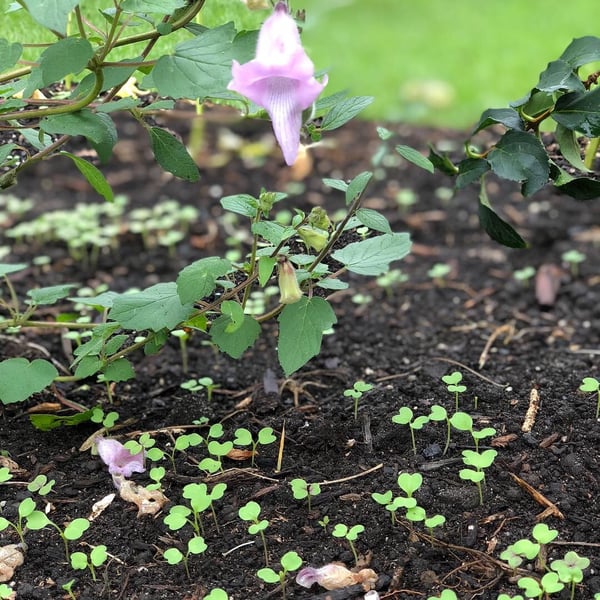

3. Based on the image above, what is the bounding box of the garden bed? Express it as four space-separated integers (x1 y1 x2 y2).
1 112 599 600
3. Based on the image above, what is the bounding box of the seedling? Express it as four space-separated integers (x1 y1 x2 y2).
257 551 302 600
561 249 586 277
91 407 120 429
163 535 207 578
167 432 203 471
147 466 166 491
343 380 374 420
70 544 108 581
332 523 364 566
449 411 496 451
460 448 497 505
0 585 13 600
318 515 330 532
427 262 451 286
428 590 457 600
181 376 220 402
376 268 409 297
205 590 229 600
442 371 466 410
171 329 190 373
513 266 535 284
391 406 430 455
233 427 277 467
424 514 446 539
551 550 590 600
517 572 564 599
0 497 51 544
501 538 541 570
0 467 12 483
61 580 77 600
531 522 558 571
289 478 321 511
27 474 55 496
239 500 270 566
579 376 600 419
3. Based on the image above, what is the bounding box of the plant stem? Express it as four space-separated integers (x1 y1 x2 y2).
584 137 600 170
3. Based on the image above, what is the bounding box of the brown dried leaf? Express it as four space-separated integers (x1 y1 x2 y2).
0 544 25 582
226 448 254 461
491 433 518 448
0 456 20 474
118 478 168 517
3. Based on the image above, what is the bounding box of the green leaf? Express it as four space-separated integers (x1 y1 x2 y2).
27 284 76 305
486 130 549 196
472 108 524 134
149 127 199 182
0 143 18 166
121 0 187 14
251 221 296 245
163 548 183 564
554 175 600 200
428 145 458 176
95 98 139 114
322 177 348 193
60 152 114 202
356 208 392 233
220 300 245 332
456 158 490 189
0 39 22 72
395 145 434 173
332 232 411 276
553 87 600 137
30 410 95 431
345 171 373 205
109 282 194 331
40 110 117 163
63 517 90 540
536 60 585 93
258 256 277 286
220 194 258 217
152 23 255 100
101 358 135 383
176 257 231 304
22 0 80 34
560 36 600 67
39 38 94 85
554 124 590 173
278 296 337 376
478 185 527 248
257 568 280 584
321 95 374 131
0 358 58 404
0 263 27 277
210 313 261 359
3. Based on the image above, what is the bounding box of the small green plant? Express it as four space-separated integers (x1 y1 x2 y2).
163 535 207 578
0 467 12 483
180 376 220 402
257 551 302 600
428 404 451 455
205 590 229 600
517 572 564 599
318 515 330 532
579 376 600 419
449 411 496 451
343 380 374 420
459 448 497 505
442 371 466 410
424 514 446 538
561 249 586 277
289 478 321 511
0 497 50 544
171 329 191 373
513 266 536 284
428 590 458 600
376 268 409 297
391 406 430 455
61 580 77 600
233 427 277 467
551 551 590 600
332 523 364 566
70 544 108 581
427 262 452 286
27 474 55 496
239 500 270 566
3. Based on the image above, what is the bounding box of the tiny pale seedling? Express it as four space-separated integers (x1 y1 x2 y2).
234 427 277 467
579 376 600 419
163 535 207 579
442 371 466 410
343 380 374 420
460 448 497 506
518 572 564 599
424 514 446 538
257 551 302 600
427 262 451 286
70 544 108 581
289 478 321 511
332 523 364 566
551 550 590 600
513 266 536 284
428 404 451 455
391 406 429 455
561 249 586 277
181 376 220 401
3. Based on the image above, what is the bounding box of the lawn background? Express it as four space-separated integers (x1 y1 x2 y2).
2 0 599 128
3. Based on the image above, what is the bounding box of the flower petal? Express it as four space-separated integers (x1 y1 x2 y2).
96 437 145 478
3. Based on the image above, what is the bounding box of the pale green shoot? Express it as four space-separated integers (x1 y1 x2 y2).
579 377 600 419
70 544 107 581
391 406 430 455
239 500 270 566
257 551 302 600
332 523 364 566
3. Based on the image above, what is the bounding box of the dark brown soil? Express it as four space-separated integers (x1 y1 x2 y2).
1 111 600 600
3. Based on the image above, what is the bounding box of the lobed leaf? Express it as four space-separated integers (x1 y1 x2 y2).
177 257 231 304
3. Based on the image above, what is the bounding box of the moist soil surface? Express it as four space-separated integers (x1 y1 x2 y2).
1 111 600 600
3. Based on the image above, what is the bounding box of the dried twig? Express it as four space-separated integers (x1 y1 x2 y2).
508 472 564 520
521 388 540 433
478 323 515 369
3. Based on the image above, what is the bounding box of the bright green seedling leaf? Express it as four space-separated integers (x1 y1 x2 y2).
177 257 231 304
331 232 411 275
149 127 200 182
449 411 472 431
90 544 108 567
580 376 600 418
392 406 413 425
109 282 194 331
278 296 336 376
462 449 497 470
63 518 90 540
372 490 393 506
397 472 423 497
164 547 184 564
428 590 458 600
0 358 58 404
164 505 192 531
257 427 276 445
459 468 484 483
39 37 93 85
551 550 590 584
204 590 228 600
0 467 12 483
60 152 114 202
532 523 558 545
395 144 434 173
406 505 426 522
23 0 80 34
257 567 280 584
424 514 446 531
187 535 207 555
70 551 88 571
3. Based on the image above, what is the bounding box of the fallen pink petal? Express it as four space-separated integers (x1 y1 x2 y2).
228 1 326 165
95 437 145 479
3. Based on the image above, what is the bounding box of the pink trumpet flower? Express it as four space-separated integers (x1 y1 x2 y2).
95 437 145 479
228 1 327 165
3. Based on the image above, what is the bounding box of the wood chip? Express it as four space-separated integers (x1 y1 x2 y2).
521 388 540 433
509 472 564 520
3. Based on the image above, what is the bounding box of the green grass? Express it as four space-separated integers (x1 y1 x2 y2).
2 0 599 128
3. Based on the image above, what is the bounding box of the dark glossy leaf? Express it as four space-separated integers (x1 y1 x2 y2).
149 127 200 182
553 87 600 137
560 36 600 67
520 90 554 119
428 145 458 176
554 124 590 173
321 96 374 131
456 158 489 189
536 60 584 93
478 186 527 248
395 145 434 173
472 108 523 134
60 152 114 202
487 130 549 196
555 177 600 200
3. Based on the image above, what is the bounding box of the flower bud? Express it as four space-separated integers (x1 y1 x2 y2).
308 207 331 231
297 226 329 252
277 258 303 304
